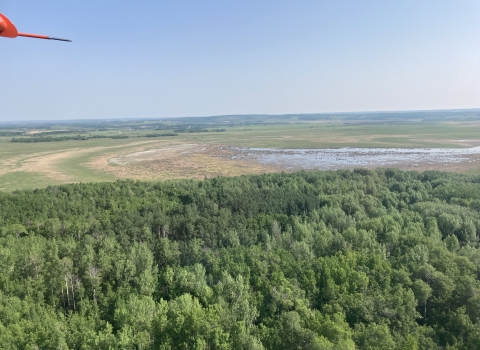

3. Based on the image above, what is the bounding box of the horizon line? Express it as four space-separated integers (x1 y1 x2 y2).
1 107 480 124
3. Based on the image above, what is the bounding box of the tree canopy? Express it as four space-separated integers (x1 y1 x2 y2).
1 169 480 349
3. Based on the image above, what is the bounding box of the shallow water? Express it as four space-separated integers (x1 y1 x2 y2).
229 146 480 170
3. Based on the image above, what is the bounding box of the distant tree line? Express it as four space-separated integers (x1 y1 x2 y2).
173 128 226 133
144 133 179 138
0 131 24 136
11 135 129 143
32 130 87 136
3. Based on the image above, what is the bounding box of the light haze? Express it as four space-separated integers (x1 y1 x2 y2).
1 0 479 121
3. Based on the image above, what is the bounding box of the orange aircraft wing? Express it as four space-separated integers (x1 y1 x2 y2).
0 13 71 42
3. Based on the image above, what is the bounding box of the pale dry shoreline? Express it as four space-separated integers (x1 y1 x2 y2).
99 144 480 180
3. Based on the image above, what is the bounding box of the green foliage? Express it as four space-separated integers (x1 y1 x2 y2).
144 133 178 137
11 134 129 142
1 169 480 348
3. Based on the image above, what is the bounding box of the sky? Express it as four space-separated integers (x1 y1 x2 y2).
1 0 480 121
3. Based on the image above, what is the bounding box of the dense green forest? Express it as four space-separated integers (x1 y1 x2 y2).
2 170 480 349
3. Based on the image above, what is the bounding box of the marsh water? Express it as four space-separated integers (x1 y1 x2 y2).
227 146 480 170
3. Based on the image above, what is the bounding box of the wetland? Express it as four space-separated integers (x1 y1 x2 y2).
2 110 480 191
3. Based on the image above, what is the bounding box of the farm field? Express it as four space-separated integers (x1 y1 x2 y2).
2 113 480 191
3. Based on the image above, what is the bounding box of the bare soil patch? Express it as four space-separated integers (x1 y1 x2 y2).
399 154 480 173
90 144 280 180
109 144 202 165
411 139 480 147
19 148 105 181
0 140 166 182
0 150 81 180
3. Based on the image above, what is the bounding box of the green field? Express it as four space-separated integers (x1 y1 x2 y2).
2 112 480 191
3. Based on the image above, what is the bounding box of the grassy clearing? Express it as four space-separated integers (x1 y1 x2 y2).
170 122 480 148
0 171 61 191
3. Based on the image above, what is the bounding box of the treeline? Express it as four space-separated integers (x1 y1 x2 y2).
296 110 480 122
0 131 23 136
144 133 178 138
173 128 226 133
1 170 480 349
30 130 87 136
11 135 129 143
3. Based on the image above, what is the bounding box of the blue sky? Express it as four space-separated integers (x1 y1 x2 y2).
1 0 479 120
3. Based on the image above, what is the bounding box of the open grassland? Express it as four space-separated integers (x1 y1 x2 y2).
2 119 480 191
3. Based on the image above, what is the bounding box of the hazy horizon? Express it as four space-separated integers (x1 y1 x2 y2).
1 107 480 125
